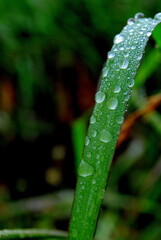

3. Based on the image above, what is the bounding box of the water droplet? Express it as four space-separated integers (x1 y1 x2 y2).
137 54 143 60
117 116 124 124
91 129 97 138
125 94 130 101
147 32 152 37
154 12 161 20
92 179 96 184
108 51 115 59
128 78 135 87
119 59 129 69
134 12 144 20
98 189 105 200
86 152 91 158
131 45 136 50
124 52 129 58
78 159 94 177
113 85 121 93
102 67 108 77
95 91 106 103
85 137 90 146
107 97 118 110
99 129 112 143
114 34 124 44
127 18 135 25
90 116 96 124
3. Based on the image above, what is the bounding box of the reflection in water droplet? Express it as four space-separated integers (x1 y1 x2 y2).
114 34 124 44
95 91 106 103
107 97 118 110
99 129 112 143
154 13 161 20
90 116 96 124
108 51 115 59
113 85 121 93
134 12 144 19
119 59 129 69
102 67 108 77
117 116 124 124
78 159 94 177
127 18 135 25
85 137 90 146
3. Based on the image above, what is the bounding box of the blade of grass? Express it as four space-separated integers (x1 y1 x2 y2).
68 13 161 240
0 229 67 239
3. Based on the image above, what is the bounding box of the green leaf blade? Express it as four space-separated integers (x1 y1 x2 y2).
68 15 161 240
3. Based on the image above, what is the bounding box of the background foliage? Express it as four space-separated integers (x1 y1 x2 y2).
0 0 161 239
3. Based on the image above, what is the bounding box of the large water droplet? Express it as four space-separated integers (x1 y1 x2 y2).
85 136 90 146
127 18 135 25
108 51 115 59
107 97 118 110
154 13 161 20
114 34 124 44
95 91 106 103
113 85 121 93
134 12 144 20
117 116 124 124
78 159 94 177
90 116 96 124
128 78 135 87
119 59 129 69
99 129 112 143
102 67 108 77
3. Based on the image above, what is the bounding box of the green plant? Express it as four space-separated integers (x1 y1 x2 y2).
0 12 161 240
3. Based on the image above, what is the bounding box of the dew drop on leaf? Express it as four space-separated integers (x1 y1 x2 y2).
95 91 106 103
91 129 97 137
85 136 90 146
127 18 135 25
154 12 161 20
114 34 124 44
99 129 112 143
108 51 115 59
128 78 135 87
102 67 108 77
119 59 129 69
78 159 94 177
117 116 124 124
134 12 144 20
90 116 96 124
146 32 152 37
107 97 118 109
113 85 121 93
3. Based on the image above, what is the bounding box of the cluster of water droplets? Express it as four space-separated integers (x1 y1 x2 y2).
77 12 161 180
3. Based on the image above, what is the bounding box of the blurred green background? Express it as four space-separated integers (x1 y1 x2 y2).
0 0 161 239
